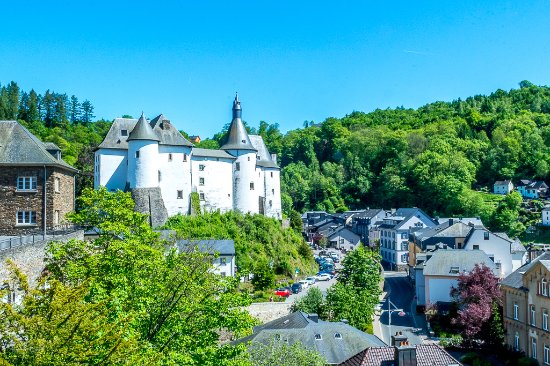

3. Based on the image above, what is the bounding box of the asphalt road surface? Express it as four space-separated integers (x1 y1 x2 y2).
379 272 424 345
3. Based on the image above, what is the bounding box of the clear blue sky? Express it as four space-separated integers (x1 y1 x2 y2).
1 1 550 137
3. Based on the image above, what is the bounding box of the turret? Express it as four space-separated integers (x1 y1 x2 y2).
221 94 259 214
127 113 160 188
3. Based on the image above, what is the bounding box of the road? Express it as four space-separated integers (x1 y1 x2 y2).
378 271 426 345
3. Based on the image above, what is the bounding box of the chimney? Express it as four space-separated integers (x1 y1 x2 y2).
448 218 454 225
394 342 417 366
271 153 277 163
308 314 319 323
391 331 408 347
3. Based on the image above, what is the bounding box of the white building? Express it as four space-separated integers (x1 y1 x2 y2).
543 207 550 226
94 95 282 225
493 180 513 195
177 239 236 277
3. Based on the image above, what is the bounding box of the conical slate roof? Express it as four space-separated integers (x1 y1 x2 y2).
127 113 160 142
220 94 257 151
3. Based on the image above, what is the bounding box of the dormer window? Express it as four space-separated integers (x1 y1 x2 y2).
484 231 490 240
121 129 128 136
314 334 322 340
449 266 460 274
334 333 342 339
241 139 246 143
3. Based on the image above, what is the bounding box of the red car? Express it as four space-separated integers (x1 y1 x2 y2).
274 287 291 298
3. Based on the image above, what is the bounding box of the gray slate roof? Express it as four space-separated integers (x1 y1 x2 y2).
502 252 550 289
191 148 236 160
423 249 496 277
236 312 386 365
352 209 385 220
177 239 235 255
127 113 160 142
494 180 512 185
340 344 462 366
413 221 473 243
149 114 193 147
0 120 77 172
220 95 257 151
249 134 279 169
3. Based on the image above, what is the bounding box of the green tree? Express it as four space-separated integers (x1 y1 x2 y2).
291 287 324 315
81 99 95 124
246 339 326 366
251 260 275 291
289 210 302 232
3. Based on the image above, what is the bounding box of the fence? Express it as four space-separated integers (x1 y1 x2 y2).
0 225 81 252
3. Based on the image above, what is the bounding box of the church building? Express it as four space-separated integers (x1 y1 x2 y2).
94 95 282 226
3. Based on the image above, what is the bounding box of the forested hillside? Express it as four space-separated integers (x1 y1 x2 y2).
4 80 550 235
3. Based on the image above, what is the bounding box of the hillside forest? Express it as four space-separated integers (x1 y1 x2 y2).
4 80 550 237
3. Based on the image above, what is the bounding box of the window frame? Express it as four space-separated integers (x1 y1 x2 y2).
199 164 205 171
16 211 37 225
177 190 183 199
514 303 519 320
250 182 254 190
199 177 205 186
168 153 173 162
16 176 37 191
532 305 537 326
54 177 60 193
544 309 549 331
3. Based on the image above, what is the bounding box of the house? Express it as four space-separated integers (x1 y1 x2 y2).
517 179 549 199
379 208 437 271
0 121 78 236
463 228 526 277
494 180 514 195
414 249 496 307
328 227 361 251
501 252 550 364
408 219 476 278
234 311 386 365
189 135 201 144
350 209 386 246
542 207 550 226
176 239 236 277
339 332 462 366
94 95 282 226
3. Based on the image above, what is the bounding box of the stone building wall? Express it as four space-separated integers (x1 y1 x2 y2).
0 166 75 235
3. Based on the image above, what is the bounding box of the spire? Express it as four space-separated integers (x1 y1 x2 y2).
221 94 256 151
127 113 160 142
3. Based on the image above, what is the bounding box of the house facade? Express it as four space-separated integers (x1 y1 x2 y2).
494 180 514 195
350 209 386 246
517 180 549 199
94 95 282 226
379 208 436 271
0 121 77 236
176 239 236 277
543 207 550 226
502 252 550 365
328 227 361 251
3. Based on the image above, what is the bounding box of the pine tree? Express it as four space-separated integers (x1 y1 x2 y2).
81 99 95 124
53 93 69 127
27 89 40 122
0 85 7 119
18 91 29 121
6 81 19 119
41 90 55 127
69 95 81 124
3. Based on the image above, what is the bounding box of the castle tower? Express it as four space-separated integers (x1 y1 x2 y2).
127 113 160 189
221 94 259 214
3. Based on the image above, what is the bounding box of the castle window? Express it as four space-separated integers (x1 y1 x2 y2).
168 153 173 162
54 177 60 193
177 190 183 199
269 200 272 207
17 176 37 191
271 172 273 178
199 177 205 186
183 154 187 162
17 211 36 225
272 189 275 194
199 192 205 200
250 182 254 190
121 129 128 136
257 155 260 160
136 150 140 158
235 162 240 171
158 171 161 182
248 157 250 161
199 164 205 171
473 245 479 250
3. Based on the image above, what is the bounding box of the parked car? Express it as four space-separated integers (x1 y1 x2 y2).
317 271 334 279
298 279 310 289
274 288 291 297
315 273 331 281
291 283 303 294
305 276 317 285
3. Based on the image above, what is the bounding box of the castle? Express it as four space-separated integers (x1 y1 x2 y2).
94 95 282 226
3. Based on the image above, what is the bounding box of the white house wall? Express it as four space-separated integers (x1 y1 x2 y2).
264 168 282 219
425 276 457 304
94 148 127 191
190 156 233 213
212 255 236 277
158 145 192 216
465 230 517 277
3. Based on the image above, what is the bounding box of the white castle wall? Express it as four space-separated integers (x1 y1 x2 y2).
128 140 159 189
158 145 192 216
228 150 259 214
264 168 282 220
190 156 233 213
94 148 127 191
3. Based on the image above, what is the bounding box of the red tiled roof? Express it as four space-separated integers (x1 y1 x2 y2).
339 345 462 366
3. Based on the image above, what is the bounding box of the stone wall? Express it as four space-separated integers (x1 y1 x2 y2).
0 166 75 235
0 230 84 291
131 187 169 228
245 302 292 324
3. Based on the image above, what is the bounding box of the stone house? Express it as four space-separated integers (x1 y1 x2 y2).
0 121 77 236
501 252 550 365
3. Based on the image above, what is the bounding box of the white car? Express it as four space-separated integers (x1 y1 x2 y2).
298 280 310 289
305 276 317 285
315 273 331 281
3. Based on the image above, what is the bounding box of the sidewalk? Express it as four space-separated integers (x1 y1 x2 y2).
372 290 388 343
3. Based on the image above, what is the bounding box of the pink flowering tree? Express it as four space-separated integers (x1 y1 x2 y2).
450 263 501 341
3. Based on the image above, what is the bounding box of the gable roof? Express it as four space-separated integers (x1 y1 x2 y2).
393 208 436 230
0 120 77 172
249 134 279 169
502 252 550 289
494 180 512 185
423 249 496 277
413 221 473 243
352 209 385 220
176 239 235 255
149 114 193 147
340 344 462 366
328 227 361 242
236 312 386 365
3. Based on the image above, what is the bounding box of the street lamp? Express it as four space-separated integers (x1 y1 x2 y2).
386 298 405 344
